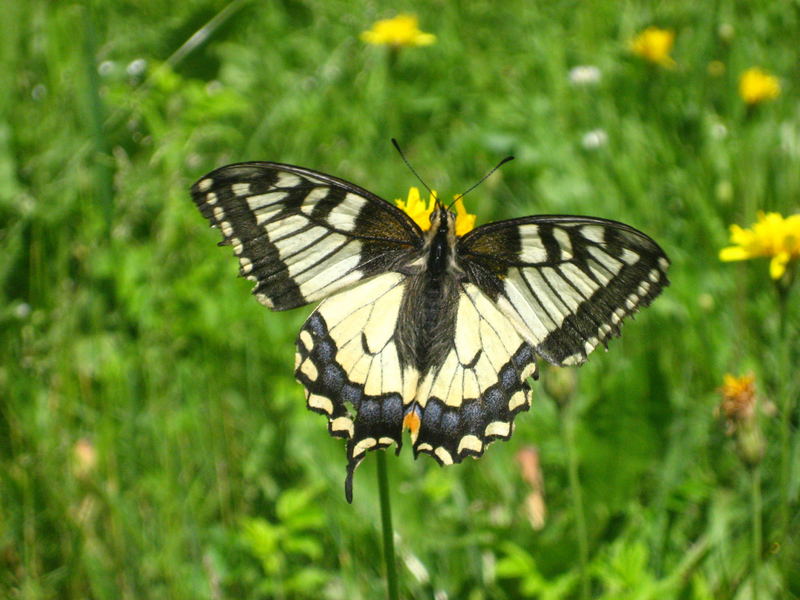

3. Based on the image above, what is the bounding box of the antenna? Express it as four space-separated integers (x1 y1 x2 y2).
391 139 438 203
447 155 514 209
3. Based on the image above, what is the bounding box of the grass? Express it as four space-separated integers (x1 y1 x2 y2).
1 0 798 598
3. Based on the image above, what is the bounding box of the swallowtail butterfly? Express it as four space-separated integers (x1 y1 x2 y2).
191 161 670 502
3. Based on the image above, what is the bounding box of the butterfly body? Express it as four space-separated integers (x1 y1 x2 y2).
191 161 670 501
398 205 461 369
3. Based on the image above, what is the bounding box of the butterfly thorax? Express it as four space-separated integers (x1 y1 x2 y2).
426 205 458 275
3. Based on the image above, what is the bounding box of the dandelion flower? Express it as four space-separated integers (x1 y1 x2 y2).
361 14 436 48
630 27 676 68
719 211 800 279
739 67 780 105
395 187 476 235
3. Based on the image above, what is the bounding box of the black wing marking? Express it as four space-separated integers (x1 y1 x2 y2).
191 162 424 310
457 215 670 366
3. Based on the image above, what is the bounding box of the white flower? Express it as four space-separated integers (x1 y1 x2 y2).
126 58 147 76
31 84 47 101
711 123 728 140
14 303 31 319
568 65 602 86
581 129 608 150
98 60 116 76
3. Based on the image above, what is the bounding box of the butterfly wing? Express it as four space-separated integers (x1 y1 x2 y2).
190 162 424 310
457 215 670 366
294 272 418 502
409 282 538 466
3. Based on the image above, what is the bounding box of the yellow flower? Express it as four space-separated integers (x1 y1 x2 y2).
361 14 436 48
395 187 476 236
739 67 780 105
716 373 756 432
630 27 676 68
719 211 800 279
716 373 766 464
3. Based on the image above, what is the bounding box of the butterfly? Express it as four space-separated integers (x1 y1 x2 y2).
190 161 670 502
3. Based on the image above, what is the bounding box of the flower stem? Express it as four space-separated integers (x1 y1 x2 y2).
376 451 399 600
774 288 795 583
751 464 762 600
563 411 590 600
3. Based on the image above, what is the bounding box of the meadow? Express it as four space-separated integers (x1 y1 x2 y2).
1 1 798 598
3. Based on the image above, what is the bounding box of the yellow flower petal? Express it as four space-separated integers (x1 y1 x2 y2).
769 252 790 280
395 186 436 231
452 196 476 236
719 246 753 262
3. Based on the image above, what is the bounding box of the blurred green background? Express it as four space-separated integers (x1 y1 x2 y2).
1 1 798 598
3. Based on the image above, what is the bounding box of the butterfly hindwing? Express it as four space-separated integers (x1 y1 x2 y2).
411 282 537 465
294 273 418 502
190 162 423 310
457 216 670 366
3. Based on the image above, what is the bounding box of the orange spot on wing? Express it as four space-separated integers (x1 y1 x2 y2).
402 409 421 436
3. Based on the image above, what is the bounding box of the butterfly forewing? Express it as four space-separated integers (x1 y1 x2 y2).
457 216 670 366
190 162 423 310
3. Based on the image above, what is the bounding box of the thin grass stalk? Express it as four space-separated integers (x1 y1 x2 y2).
81 4 114 236
751 464 762 600
564 410 590 600
376 451 399 600
164 0 250 69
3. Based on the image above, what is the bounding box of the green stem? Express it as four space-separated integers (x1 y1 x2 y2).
376 451 399 600
751 464 762 600
775 286 792 580
564 411 590 600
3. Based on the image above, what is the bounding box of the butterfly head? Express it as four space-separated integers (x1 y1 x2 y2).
429 201 458 238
